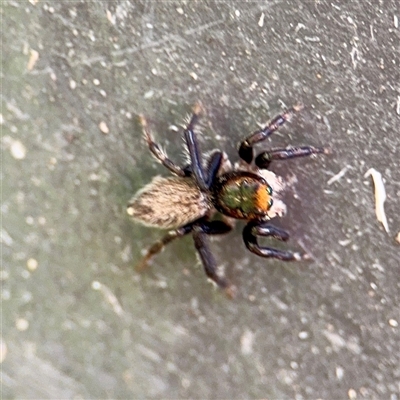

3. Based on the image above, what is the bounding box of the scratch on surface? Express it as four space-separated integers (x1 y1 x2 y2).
111 18 225 60
370 24 375 41
183 18 225 35
364 168 390 233
327 166 351 185
92 281 125 317
68 3 288 67
69 18 226 66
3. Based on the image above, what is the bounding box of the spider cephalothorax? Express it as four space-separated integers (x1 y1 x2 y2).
127 103 328 297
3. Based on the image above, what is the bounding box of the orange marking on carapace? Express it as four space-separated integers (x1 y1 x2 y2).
254 185 272 212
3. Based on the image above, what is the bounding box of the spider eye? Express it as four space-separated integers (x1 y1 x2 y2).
267 185 273 195
268 198 274 209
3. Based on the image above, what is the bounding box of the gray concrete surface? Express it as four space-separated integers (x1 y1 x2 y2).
2 1 399 399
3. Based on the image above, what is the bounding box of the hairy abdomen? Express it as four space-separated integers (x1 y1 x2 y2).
127 176 210 229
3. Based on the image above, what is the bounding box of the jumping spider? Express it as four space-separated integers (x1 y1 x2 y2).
127 103 328 297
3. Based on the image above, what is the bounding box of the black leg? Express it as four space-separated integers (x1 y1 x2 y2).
238 104 303 164
255 146 328 169
182 150 223 188
183 104 209 191
196 219 233 235
192 226 236 298
243 220 306 261
139 115 188 177
136 218 235 296
205 151 223 187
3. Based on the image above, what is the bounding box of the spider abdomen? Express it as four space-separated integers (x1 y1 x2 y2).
127 175 210 229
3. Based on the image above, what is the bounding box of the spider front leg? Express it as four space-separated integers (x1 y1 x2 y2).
139 114 188 177
243 220 308 261
238 104 304 164
183 150 224 188
183 104 213 191
255 146 329 169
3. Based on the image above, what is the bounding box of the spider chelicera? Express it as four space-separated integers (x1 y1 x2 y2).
127 103 328 297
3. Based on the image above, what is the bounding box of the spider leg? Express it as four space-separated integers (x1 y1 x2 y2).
136 219 235 296
183 104 211 191
135 224 193 271
139 115 188 177
192 221 236 297
243 220 306 261
182 150 224 188
238 104 303 164
255 146 329 169
205 151 224 187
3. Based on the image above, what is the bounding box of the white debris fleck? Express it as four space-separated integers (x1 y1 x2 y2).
144 90 154 99
364 168 389 233
295 23 306 33
350 46 359 69
388 319 398 327
27 258 38 271
27 49 39 71
99 121 109 134
91 280 101 290
298 331 309 340
0 229 13 246
16 318 29 331
0 338 7 363
394 15 398 29
258 12 265 27
240 329 255 355
106 9 116 25
323 330 346 350
10 140 27 160
336 366 344 380
348 388 357 399
290 361 299 369
304 36 320 42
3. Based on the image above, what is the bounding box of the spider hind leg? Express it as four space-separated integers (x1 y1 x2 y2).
136 219 236 297
192 221 236 298
135 224 193 271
